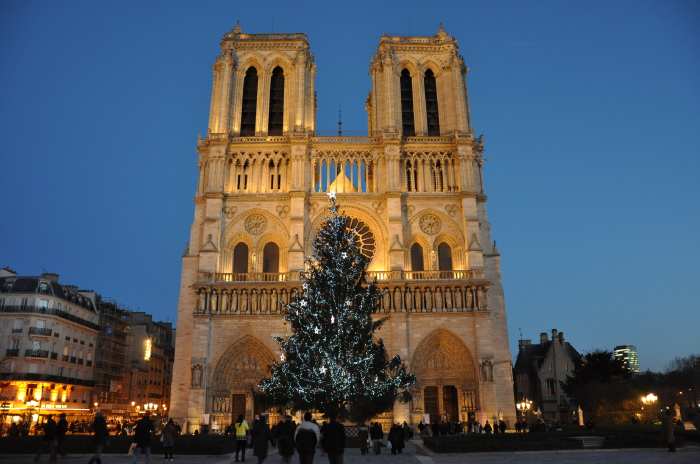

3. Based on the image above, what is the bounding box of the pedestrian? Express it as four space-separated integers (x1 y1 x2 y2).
295 412 320 464
402 421 413 441
34 415 58 463
321 411 345 464
88 411 109 464
388 423 404 455
275 415 295 463
663 408 676 452
357 423 369 455
498 419 507 434
132 412 154 463
161 418 178 462
56 413 68 458
233 414 250 462
252 415 272 464
369 422 383 455
483 420 492 435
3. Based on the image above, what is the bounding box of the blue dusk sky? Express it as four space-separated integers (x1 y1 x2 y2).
1 1 698 371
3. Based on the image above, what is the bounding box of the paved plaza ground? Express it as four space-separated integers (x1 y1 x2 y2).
3 441 700 464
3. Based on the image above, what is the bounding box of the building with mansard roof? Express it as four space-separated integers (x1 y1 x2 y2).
170 24 516 432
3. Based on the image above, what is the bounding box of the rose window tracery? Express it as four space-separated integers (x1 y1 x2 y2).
345 217 376 261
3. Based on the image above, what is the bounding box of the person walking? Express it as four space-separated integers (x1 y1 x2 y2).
275 415 295 463
483 420 493 435
34 415 58 463
388 423 404 455
321 412 345 464
233 414 250 462
251 415 272 464
357 423 369 456
87 411 109 464
161 418 178 462
295 412 320 464
369 422 383 455
132 413 154 464
663 408 676 452
56 413 68 458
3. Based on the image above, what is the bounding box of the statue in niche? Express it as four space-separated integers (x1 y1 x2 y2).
191 364 204 388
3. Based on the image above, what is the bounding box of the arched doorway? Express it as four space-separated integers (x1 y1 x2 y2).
411 329 477 423
209 336 276 428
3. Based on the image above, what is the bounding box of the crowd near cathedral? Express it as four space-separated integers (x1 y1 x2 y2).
169 23 515 433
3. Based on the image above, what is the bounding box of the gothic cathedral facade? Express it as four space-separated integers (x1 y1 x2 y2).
170 25 515 432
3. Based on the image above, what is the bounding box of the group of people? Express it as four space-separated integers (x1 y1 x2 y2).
417 418 510 436
229 411 346 464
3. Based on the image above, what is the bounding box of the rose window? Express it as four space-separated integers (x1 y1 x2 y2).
346 217 375 261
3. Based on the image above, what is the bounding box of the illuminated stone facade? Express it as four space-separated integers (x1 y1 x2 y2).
170 25 515 432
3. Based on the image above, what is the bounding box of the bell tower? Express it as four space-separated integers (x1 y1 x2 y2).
208 24 316 137
367 25 471 137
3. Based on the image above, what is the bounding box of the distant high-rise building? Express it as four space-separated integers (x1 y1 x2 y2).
613 345 640 373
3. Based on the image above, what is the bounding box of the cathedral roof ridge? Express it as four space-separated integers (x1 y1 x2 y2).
223 29 309 44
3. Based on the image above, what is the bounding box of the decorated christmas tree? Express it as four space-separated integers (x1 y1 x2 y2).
259 193 415 419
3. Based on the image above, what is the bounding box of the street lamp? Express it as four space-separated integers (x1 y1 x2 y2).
641 393 658 406
516 398 532 414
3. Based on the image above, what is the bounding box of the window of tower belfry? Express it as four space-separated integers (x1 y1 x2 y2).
268 66 284 135
425 69 440 136
400 69 415 136
240 67 258 136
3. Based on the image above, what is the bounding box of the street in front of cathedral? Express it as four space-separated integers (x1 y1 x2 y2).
3 443 700 464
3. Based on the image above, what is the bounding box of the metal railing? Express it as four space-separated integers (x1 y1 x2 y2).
5 349 19 357
28 327 53 336
0 305 99 331
24 349 49 358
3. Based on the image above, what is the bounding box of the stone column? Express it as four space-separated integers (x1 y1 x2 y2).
414 70 427 135
295 52 307 132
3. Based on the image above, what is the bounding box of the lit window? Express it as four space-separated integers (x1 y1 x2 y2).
144 338 152 361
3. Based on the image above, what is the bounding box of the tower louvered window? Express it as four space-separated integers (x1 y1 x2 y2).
425 69 440 135
268 66 284 135
240 67 258 136
400 69 415 136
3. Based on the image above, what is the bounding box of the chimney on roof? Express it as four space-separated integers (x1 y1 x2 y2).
540 332 548 344
558 331 565 343
551 329 558 340
41 272 59 283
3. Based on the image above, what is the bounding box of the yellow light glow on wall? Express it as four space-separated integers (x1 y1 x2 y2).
16 384 26 402
61 389 68 403
144 338 152 361
33 386 42 401
50 389 58 402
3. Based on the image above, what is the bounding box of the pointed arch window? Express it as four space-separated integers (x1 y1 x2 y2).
268 66 284 135
410 243 425 272
240 67 258 136
233 243 249 274
262 242 280 274
400 69 415 136
425 69 440 136
437 242 453 271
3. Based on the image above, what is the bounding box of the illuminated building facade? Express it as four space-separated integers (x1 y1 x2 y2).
170 24 516 432
0 269 99 425
122 312 175 415
613 345 640 373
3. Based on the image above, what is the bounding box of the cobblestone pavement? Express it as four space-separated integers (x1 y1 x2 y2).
3 442 700 464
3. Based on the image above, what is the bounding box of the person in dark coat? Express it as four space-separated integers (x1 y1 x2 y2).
498 419 507 434
357 424 369 455
387 423 404 455
88 412 109 464
483 420 493 435
132 413 154 463
321 412 345 464
275 415 296 463
56 413 68 457
369 422 383 455
161 418 178 461
663 408 676 452
295 412 320 464
402 421 413 441
34 415 58 463
251 415 272 464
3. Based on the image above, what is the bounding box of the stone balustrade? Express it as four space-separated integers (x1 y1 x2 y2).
193 271 489 316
